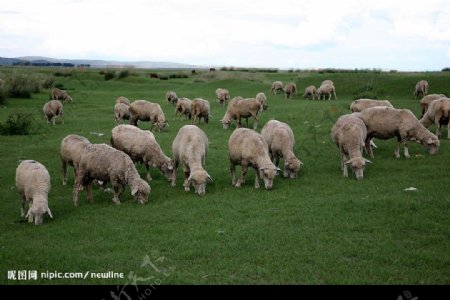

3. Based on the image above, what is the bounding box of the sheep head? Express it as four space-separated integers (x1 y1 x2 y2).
188 169 212 196
259 164 279 190
131 179 151 204
345 157 371 180
284 157 303 179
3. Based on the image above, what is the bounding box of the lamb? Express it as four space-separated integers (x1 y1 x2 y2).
175 97 192 120
284 82 297 99
414 80 429 99
317 84 337 100
271 81 284 94
111 125 175 183
303 85 317 100
350 99 393 112
191 98 211 124
60 134 91 186
116 96 130 106
129 100 168 131
15 160 53 225
73 143 150 206
419 98 450 139
228 128 279 189
166 91 178 105
256 92 268 111
420 94 446 117
357 106 440 158
43 100 64 125
216 88 230 106
51 88 73 102
220 96 262 130
171 125 212 196
114 102 130 125
331 114 371 179
261 120 302 179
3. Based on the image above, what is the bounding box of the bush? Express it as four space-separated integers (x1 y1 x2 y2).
442 67 450 72
117 69 130 79
6 73 35 98
53 70 73 77
54 83 65 89
104 70 116 80
159 75 169 80
168 72 189 79
41 77 55 89
0 86 6 105
0 113 34 135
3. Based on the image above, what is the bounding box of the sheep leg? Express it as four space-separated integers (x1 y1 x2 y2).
341 153 349 177
145 165 153 182
254 167 260 189
27 197 33 223
448 122 450 139
86 181 94 204
183 166 190 192
365 138 374 158
73 170 84 207
230 162 236 186
236 163 248 188
435 116 441 138
19 192 26 217
252 114 258 130
61 159 67 185
403 139 410 158
112 184 122 204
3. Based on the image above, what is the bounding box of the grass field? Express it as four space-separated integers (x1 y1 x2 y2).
0 67 449 285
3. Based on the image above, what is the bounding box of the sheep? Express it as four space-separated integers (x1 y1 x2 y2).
171 125 212 196
166 91 178 105
43 100 64 125
357 106 440 158
228 128 279 189
320 80 334 87
114 102 130 125
129 100 168 131
220 96 262 130
317 84 337 100
420 94 446 117
419 98 450 139
284 82 297 99
414 80 429 99
15 160 53 225
303 85 317 100
51 88 73 102
271 81 284 94
350 99 393 112
73 143 150 206
216 88 230 106
111 124 175 183
116 96 130 106
191 98 211 125
331 114 371 179
175 97 192 120
60 134 91 186
256 92 268 111
261 120 302 179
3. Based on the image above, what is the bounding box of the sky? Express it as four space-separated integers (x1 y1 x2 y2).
0 0 449 71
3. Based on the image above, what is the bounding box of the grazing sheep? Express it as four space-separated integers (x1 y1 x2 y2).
419 98 450 139
15 160 53 225
129 100 168 131
261 120 302 179
216 88 230 106
114 102 130 125
350 99 393 112
111 125 175 183
414 80 429 99
357 107 440 158
191 98 211 125
73 144 150 206
256 92 268 111
420 94 446 117
172 125 212 196
284 82 297 99
271 81 284 94
116 96 130 106
43 100 64 125
331 114 371 179
317 84 337 100
51 88 73 102
166 91 178 105
175 97 192 120
303 85 317 100
60 134 91 186
320 80 334 87
220 96 262 130
228 128 279 189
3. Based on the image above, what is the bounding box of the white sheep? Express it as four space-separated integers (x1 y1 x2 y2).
166 91 178 105
256 92 268 111
317 84 337 100
15 160 53 225
111 124 175 182
175 97 192 120
60 134 91 185
419 97 450 139
303 85 317 100
52 88 73 102
228 128 279 189
43 100 64 125
129 100 168 131
414 80 429 99
216 88 230 106
271 81 284 95
357 107 440 158
261 120 302 179
284 82 297 99
191 98 211 124
116 96 130 106
350 99 393 112
331 114 371 179
172 125 212 196
114 102 130 125
73 144 150 206
221 96 262 130
320 80 334 87
420 94 446 117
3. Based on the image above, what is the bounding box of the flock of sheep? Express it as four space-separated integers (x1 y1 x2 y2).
16 79 448 225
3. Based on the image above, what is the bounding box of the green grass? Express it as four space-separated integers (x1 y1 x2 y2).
0 67 449 285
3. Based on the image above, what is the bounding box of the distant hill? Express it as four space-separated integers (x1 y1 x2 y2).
0 56 205 69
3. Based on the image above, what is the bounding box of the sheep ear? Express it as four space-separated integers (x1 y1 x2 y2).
25 208 31 218
364 158 372 164
131 185 139 196
299 161 304 165
188 173 193 182
47 207 53 219
427 138 434 145
345 158 354 165
207 173 213 182
276 167 282 172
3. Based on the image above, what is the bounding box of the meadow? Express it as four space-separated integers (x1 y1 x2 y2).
0 67 449 285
